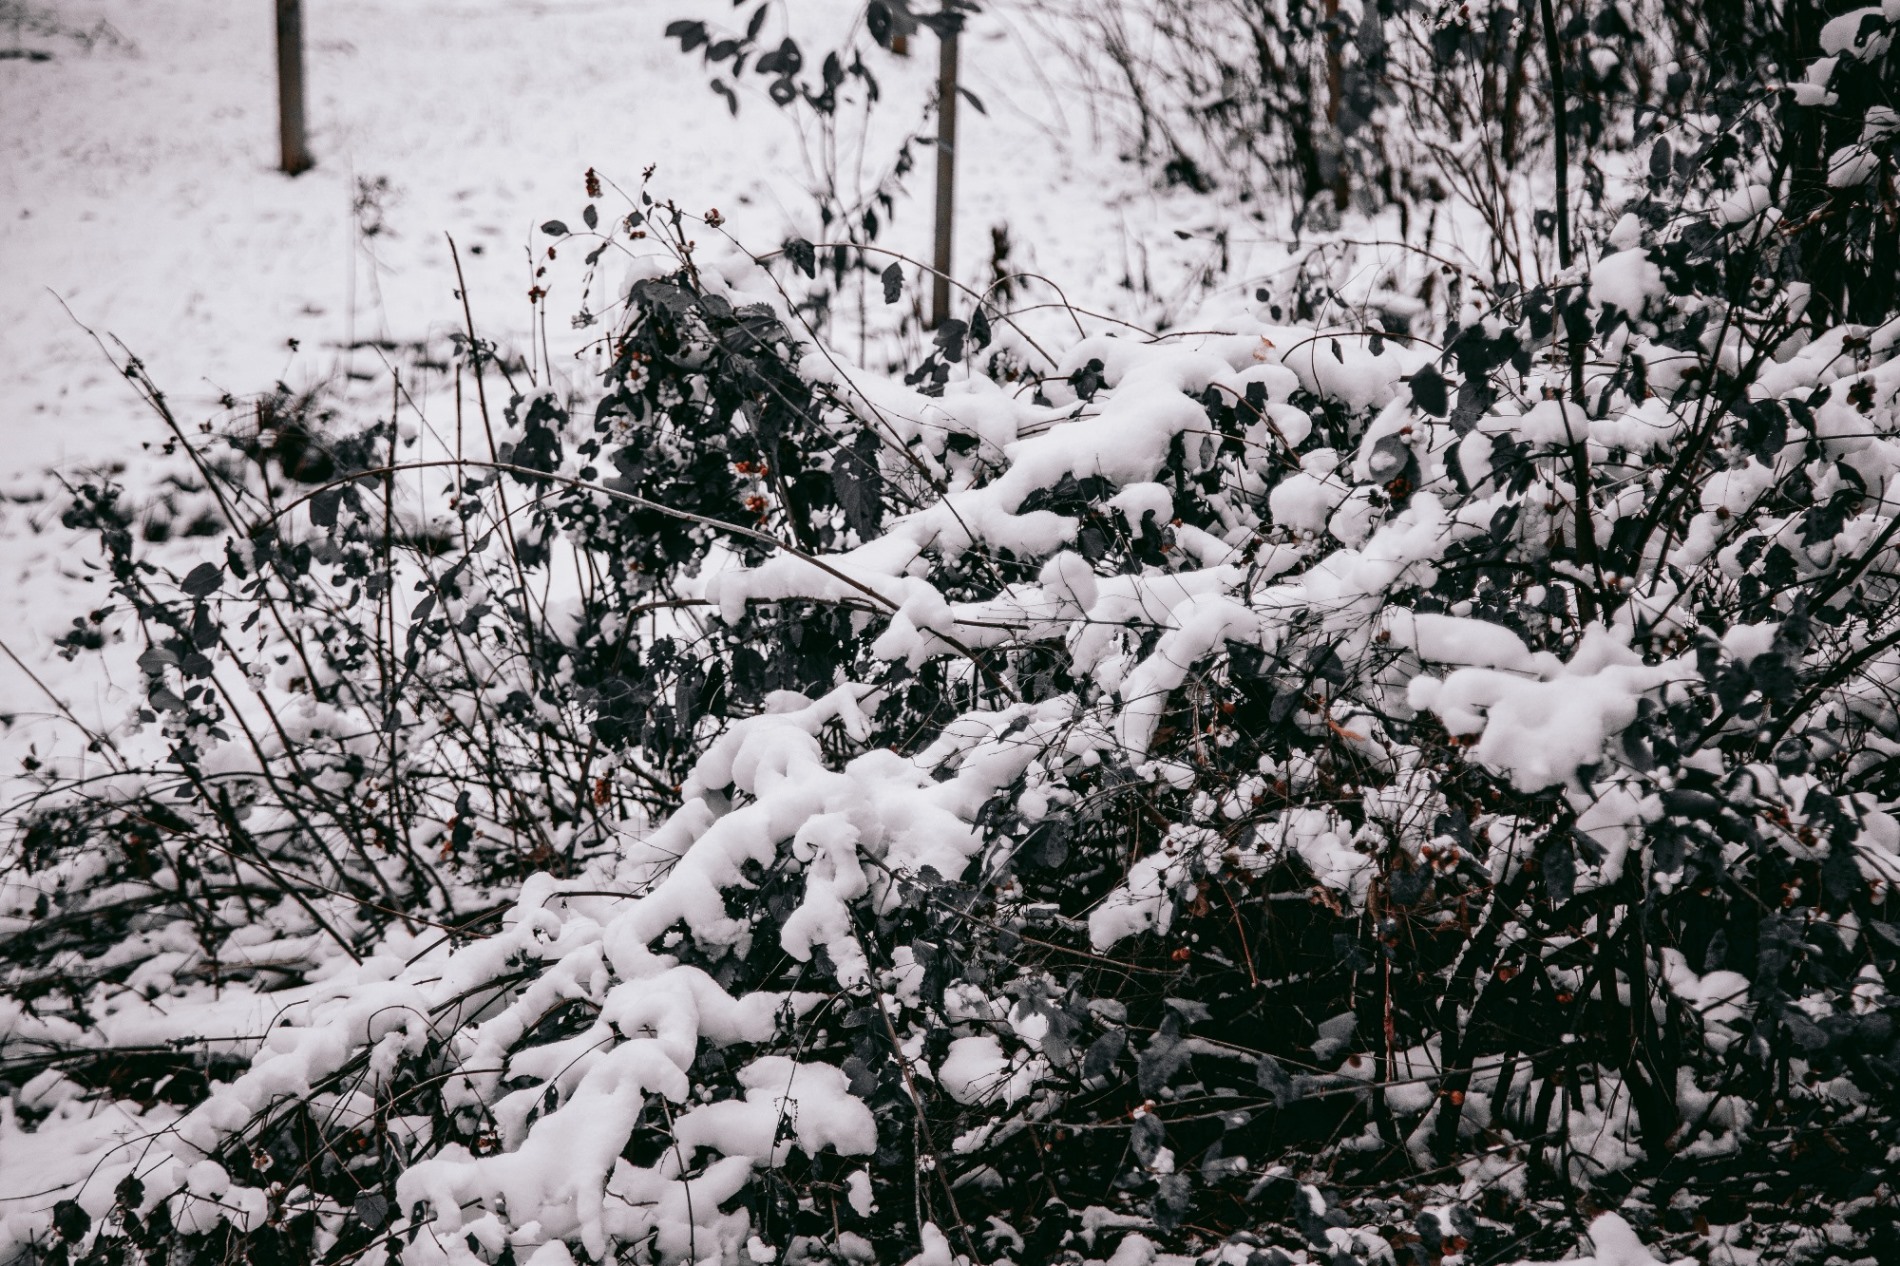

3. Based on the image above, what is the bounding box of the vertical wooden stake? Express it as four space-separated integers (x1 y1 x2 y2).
1324 0 1348 209
276 0 312 175
930 18 961 329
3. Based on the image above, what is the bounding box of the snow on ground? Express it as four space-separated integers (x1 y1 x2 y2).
0 0 1242 794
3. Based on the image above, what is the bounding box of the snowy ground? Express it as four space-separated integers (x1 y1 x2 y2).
0 0 1250 792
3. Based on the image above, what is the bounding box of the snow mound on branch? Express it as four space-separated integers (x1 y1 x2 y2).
1508 1212 1694 1266
1409 628 1689 792
1589 249 1664 316
0 682 1058 1262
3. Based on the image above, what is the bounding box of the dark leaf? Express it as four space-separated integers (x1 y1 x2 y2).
1368 434 1411 481
1488 502 1519 544
1083 1028 1127 1080
180 562 223 598
917 10 966 38
1310 1011 1356 1064
784 238 816 279
1649 137 1673 186
934 317 968 364
970 306 991 352
1255 1053 1296 1106
1823 836 1863 903
53 1200 89 1243
1130 1111 1165 1165
831 429 885 539
137 645 178 675
842 1054 878 1097
1072 357 1107 401
1162 997 1212 1024
1153 1174 1193 1231
1542 832 1575 904
1388 864 1429 905
1137 1030 1190 1095
665 19 708 51
1409 362 1450 416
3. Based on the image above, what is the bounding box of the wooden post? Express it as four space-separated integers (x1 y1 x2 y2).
930 16 960 329
1323 0 1348 209
276 0 312 175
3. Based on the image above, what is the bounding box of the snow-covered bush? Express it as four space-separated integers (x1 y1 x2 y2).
12 13 1900 1266
1028 0 1670 235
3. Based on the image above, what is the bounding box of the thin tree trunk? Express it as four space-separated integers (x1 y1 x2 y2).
1538 0 1570 269
1324 0 1349 208
276 0 312 175
931 20 961 329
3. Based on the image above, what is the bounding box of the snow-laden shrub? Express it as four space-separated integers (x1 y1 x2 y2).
9 136 1900 1263
20 15 1900 1261
1779 2 1900 325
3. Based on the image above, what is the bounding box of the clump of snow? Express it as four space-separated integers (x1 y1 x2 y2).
1507 1212 1694 1266
1589 250 1664 317
1410 629 1686 792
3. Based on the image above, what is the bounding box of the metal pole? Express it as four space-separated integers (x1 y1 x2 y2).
276 0 312 175
930 18 960 329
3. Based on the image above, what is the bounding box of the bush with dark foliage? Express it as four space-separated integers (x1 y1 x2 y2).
9 7 1900 1266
